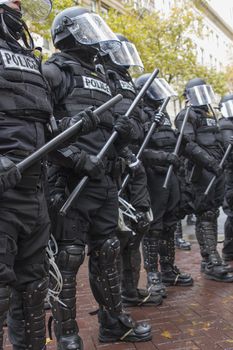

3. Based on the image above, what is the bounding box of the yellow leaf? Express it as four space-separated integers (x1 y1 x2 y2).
161 330 172 339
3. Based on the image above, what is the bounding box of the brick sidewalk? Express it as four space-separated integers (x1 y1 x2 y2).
4 242 233 349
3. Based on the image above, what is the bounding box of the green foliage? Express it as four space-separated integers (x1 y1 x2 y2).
28 0 227 96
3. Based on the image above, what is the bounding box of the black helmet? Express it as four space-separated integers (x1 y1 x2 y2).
108 32 143 73
51 7 120 52
51 7 89 50
219 93 233 108
219 93 233 118
184 78 206 97
134 73 176 107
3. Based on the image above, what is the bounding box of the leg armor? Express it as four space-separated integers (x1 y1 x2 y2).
0 286 11 350
8 278 49 350
198 210 233 282
90 237 152 343
142 231 166 297
175 221 191 251
52 244 85 350
223 216 233 261
159 228 193 286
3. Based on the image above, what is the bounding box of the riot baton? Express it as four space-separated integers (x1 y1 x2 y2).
204 143 232 196
60 68 160 216
16 94 123 173
163 106 191 189
119 96 170 196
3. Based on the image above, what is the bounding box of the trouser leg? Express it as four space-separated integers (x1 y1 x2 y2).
159 228 193 286
51 244 85 350
0 286 11 350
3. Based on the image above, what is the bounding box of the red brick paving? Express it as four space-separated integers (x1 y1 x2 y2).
4 243 233 349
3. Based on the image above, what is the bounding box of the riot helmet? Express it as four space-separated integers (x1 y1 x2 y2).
184 78 216 106
219 94 233 118
0 0 52 48
108 33 144 74
51 7 120 53
134 73 177 108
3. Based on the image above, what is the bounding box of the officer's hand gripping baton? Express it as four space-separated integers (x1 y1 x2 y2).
119 96 170 196
163 106 191 189
204 143 232 196
60 68 160 216
16 94 123 173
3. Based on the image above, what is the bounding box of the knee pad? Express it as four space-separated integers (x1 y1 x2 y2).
198 209 219 222
56 244 85 273
98 237 120 267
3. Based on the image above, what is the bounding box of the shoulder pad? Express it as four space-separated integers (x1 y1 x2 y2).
42 62 63 89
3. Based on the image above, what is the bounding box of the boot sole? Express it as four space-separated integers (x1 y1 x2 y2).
204 274 233 283
99 332 152 343
163 280 193 287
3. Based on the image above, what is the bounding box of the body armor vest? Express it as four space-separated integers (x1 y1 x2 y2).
193 107 222 147
0 39 51 122
147 112 177 153
46 52 116 157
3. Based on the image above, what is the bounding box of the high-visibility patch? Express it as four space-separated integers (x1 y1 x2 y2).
206 118 217 127
82 76 111 96
163 117 171 126
0 49 40 74
119 80 135 93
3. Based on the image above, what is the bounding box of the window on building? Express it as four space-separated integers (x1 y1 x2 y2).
91 0 96 11
209 54 213 66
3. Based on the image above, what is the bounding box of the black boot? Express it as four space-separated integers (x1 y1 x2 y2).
89 237 152 342
159 229 193 286
98 308 152 343
195 216 209 272
8 278 49 350
143 231 167 297
198 211 233 282
121 236 162 306
175 221 191 250
0 286 10 350
222 216 233 262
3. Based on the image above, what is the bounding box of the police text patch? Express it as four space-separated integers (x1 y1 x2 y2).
0 49 40 74
206 118 217 127
82 76 111 96
119 80 135 93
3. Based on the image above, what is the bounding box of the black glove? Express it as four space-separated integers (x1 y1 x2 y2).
154 111 165 126
206 160 222 177
50 189 67 210
114 115 133 141
59 107 99 134
0 156 21 194
166 153 180 168
74 151 104 179
134 210 151 234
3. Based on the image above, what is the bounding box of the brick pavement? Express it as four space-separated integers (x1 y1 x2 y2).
4 242 233 349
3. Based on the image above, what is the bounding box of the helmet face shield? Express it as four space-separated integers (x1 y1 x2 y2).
148 78 177 100
66 13 121 53
186 84 216 106
221 100 233 118
0 0 53 21
109 41 144 73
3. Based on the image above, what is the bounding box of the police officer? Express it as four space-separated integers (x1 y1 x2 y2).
134 74 193 295
99 34 163 306
43 7 152 349
0 0 54 349
175 78 233 282
219 94 233 262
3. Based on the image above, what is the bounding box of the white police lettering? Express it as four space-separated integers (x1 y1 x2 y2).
206 118 217 127
119 80 135 93
82 76 111 96
0 49 40 74
163 117 171 126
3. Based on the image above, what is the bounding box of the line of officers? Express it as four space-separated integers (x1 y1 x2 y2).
1 1 233 349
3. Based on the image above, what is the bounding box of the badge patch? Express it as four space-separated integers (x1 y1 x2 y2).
82 76 111 96
119 80 135 93
163 117 171 126
0 49 40 74
206 118 217 127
